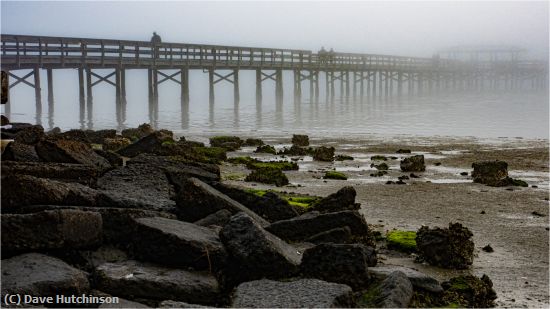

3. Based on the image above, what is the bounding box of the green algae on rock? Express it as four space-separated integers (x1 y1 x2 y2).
324 171 348 180
386 230 417 252
245 168 289 187
254 145 277 155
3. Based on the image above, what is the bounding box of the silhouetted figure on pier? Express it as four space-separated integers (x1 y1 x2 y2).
151 32 162 58
319 46 327 64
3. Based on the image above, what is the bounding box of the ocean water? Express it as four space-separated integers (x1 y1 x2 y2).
3 69 548 139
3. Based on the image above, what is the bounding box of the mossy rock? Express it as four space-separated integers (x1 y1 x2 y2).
193 146 227 163
371 162 389 170
209 136 243 149
161 140 175 146
245 168 289 187
292 134 309 146
370 171 388 177
222 173 247 181
243 138 264 146
371 155 388 161
246 160 298 171
386 230 417 252
508 177 528 187
357 284 381 307
441 275 497 308
227 156 255 165
245 188 320 208
324 171 348 180
335 154 354 161
254 145 277 155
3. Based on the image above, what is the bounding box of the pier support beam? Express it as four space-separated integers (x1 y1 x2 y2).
233 69 240 105
78 68 85 127
255 69 262 105
33 66 42 124
85 68 93 128
208 69 215 107
275 69 283 104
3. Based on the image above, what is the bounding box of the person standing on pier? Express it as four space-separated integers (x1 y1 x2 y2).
151 32 162 58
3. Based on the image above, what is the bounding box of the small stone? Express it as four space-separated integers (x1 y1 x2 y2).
482 244 494 252
460 171 469 176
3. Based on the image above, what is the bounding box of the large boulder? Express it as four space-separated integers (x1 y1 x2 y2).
301 243 375 290
94 149 124 167
132 217 226 270
97 163 176 212
94 260 221 305
2 253 90 304
85 129 117 144
360 271 413 308
416 223 474 269
471 160 509 186
2 210 102 255
441 275 497 308
117 131 173 157
369 266 443 293
310 186 360 213
266 210 369 242
209 136 243 149
212 183 299 222
1 161 99 186
129 153 220 184
400 155 425 172
292 134 310 146
13 124 44 145
194 209 232 227
232 278 353 308
121 123 154 141
219 212 302 287
304 226 353 244
313 146 335 161
35 138 111 171
103 137 131 152
1 174 99 211
1 141 41 162
174 177 269 226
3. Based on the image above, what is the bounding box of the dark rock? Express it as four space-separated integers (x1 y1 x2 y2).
194 209 233 227
212 183 299 222
178 140 205 148
369 266 443 293
396 149 411 153
400 155 425 172
84 129 117 144
219 212 302 287
335 154 354 161
232 278 353 308
385 180 394 184
47 127 62 135
292 134 310 146
371 162 389 170
434 162 442 166
1 141 41 162
97 163 175 211
398 175 410 181
301 243 375 289
13 125 44 145
371 171 388 177
0 115 8 125
371 155 388 161
2 210 102 255
57 129 93 144
471 160 509 186
94 260 221 305
243 138 264 147
99 297 149 308
532 211 546 217
278 145 311 156
132 216 226 270
266 210 369 242
245 167 289 187
1 131 15 139
460 171 469 176
68 245 129 273
174 177 269 226
129 153 220 184
361 271 413 308
482 244 494 252
410 173 421 178
254 144 276 154
36 138 111 171
209 136 242 149
416 222 474 269
1 122 35 134
1 161 99 186
441 274 497 308
103 137 131 152
305 226 353 244
310 186 360 213
2 253 89 302
1 175 99 211
94 149 124 167
117 131 173 157
396 179 406 185
313 146 335 161
121 123 154 141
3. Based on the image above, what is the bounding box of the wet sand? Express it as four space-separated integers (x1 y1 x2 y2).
219 135 549 308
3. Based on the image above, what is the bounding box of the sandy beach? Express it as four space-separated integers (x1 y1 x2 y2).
220 135 549 308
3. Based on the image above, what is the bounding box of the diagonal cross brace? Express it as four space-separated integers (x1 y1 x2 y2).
9 71 36 89
261 72 277 82
157 70 181 85
90 71 116 87
213 72 234 85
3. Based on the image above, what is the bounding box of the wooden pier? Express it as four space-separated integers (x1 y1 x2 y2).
1 34 547 124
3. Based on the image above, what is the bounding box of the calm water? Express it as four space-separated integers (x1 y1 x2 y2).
4 69 549 139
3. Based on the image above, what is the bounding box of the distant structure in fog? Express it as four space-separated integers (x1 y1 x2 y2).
437 45 527 62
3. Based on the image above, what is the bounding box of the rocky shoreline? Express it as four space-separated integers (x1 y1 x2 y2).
1 122 546 308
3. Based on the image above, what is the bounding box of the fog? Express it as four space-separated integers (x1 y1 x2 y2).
1 1 548 59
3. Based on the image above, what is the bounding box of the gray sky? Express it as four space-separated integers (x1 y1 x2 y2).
1 1 548 59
